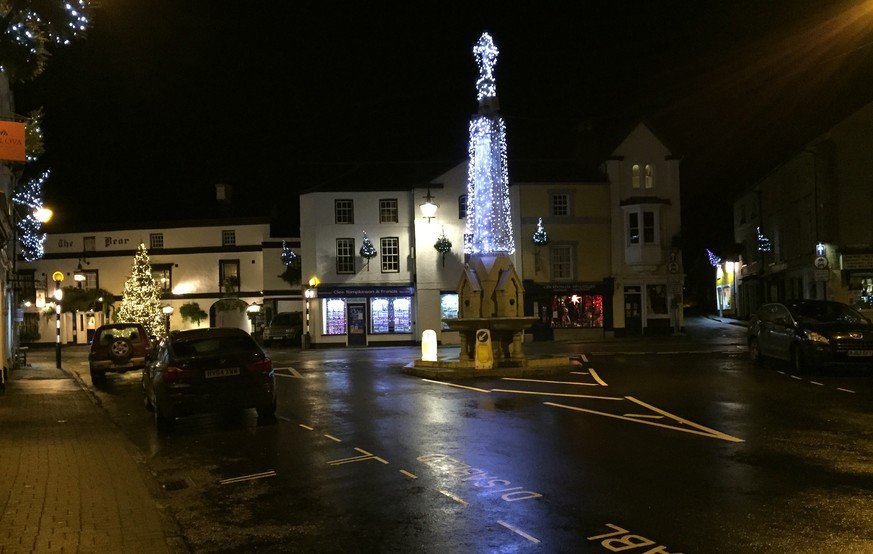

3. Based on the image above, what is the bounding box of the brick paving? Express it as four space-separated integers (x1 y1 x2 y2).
0 356 187 553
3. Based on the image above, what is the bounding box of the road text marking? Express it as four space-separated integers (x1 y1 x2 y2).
587 523 676 552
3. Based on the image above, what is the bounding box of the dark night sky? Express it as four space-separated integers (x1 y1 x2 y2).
15 1 873 261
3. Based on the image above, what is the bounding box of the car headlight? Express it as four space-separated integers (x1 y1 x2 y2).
803 330 830 344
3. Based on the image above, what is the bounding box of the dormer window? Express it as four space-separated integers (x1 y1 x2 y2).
632 165 641 189
644 164 654 189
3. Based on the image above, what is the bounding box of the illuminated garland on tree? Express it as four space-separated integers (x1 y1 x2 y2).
464 32 514 255
532 217 549 246
757 226 772 252
360 231 377 271
707 248 722 267
281 240 297 265
434 226 452 267
12 169 49 261
117 243 166 337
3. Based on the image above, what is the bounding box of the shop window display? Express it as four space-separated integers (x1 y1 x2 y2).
324 299 347 335
371 297 412 334
550 294 603 328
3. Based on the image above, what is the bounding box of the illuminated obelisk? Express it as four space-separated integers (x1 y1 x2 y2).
446 32 536 365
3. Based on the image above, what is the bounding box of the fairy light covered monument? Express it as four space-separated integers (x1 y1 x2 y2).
442 32 539 366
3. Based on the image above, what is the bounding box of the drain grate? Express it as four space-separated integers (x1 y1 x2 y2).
162 479 190 492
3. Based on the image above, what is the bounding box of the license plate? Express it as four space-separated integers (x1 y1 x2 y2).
205 367 240 378
847 350 873 357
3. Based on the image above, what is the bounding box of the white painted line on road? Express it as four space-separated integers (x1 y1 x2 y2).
580 354 589 363
324 434 342 442
439 490 468 506
501 377 597 386
589 368 608 386
790 375 803 380
492 389 623 400
299 424 314 431
837 387 856 394
219 470 277 485
274 367 303 378
571 371 589 376
777 371 786 375
498 520 541 544
422 379 490 393
399 469 417 479
810 381 824 386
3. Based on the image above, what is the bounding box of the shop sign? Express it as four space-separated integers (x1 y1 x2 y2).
841 254 873 270
317 285 415 298
0 121 25 162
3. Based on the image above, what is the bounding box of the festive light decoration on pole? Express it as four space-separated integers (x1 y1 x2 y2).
117 243 166 338
360 231 377 271
464 32 515 255
434 226 452 267
532 217 549 246
706 248 722 267
757 226 772 252
12 169 49 261
281 240 297 266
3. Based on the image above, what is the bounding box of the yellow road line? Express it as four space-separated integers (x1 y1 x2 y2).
299 424 314 431
501 377 597 386
324 434 341 442
626 396 744 443
399 469 417 479
498 520 541 544
589 368 608 386
439 490 468 506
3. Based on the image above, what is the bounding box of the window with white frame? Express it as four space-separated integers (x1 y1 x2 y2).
627 209 657 245
336 238 355 274
644 164 654 189
632 164 641 188
152 264 172 293
370 297 412 333
643 211 655 243
221 230 236 246
335 199 354 224
458 194 467 219
551 193 569 216
150 233 164 249
440 292 459 330
219 260 240 292
379 199 398 223
380 237 400 273
324 298 347 335
550 244 574 281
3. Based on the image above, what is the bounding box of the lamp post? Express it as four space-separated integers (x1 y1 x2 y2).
52 271 63 368
419 188 438 222
304 276 320 349
162 304 174 334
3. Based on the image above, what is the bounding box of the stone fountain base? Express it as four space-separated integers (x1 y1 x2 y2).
403 354 578 380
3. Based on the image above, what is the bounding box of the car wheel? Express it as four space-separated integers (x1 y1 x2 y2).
90 369 107 387
749 338 762 365
792 345 808 374
109 338 133 363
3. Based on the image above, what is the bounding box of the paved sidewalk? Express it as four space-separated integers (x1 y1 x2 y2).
0 353 187 553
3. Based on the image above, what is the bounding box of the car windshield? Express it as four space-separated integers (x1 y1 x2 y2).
270 313 300 326
172 336 260 357
790 302 870 325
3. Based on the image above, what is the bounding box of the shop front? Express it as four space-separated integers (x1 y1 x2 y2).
523 280 613 341
313 284 417 347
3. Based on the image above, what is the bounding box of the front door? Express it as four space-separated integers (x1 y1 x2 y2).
347 303 367 346
624 286 642 336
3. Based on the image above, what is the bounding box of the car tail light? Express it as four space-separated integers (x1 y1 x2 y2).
247 357 273 374
162 365 193 383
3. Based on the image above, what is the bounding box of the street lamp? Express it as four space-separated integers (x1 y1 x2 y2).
162 304 174 334
419 188 438 222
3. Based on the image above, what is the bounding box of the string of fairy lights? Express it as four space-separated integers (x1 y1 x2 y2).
12 170 49 262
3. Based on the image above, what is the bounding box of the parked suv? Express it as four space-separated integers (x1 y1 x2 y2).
748 300 873 373
88 323 152 386
263 312 303 346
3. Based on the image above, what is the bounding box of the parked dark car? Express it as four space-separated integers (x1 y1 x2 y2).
88 323 152 386
748 300 873 373
142 327 277 431
262 312 303 346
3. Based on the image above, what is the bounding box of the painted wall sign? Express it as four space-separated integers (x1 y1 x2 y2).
0 121 25 162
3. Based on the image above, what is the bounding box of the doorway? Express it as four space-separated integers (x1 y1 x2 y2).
624 286 642 336
347 303 367 346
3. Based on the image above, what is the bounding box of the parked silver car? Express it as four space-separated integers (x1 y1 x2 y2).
748 300 873 373
263 312 303 346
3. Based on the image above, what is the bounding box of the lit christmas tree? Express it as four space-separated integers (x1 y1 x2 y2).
12 169 49 261
360 231 377 270
532 217 549 246
117 243 166 337
757 226 772 252
434 226 452 267
706 248 722 267
464 32 515 255
281 240 297 265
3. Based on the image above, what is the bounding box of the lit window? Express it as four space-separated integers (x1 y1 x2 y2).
336 238 355 274
324 299 347 335
335 199 354 224
150 233 164 249
221 230 236 246
379 199 398 223
219 260 240 292
632 164 641 189
644 164 654 189
551 194 569 216
370 297 412 334
380 237 400 273
152 264 172 293
550 244 574 280
440 293 459 330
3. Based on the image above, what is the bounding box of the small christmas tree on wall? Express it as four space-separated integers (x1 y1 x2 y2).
360 231 377 271
117 243 166 337
434 226 452 267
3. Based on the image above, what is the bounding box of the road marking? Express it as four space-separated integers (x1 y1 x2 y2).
580 354 589 363
439 490 468 506
324 434 342 442
274 367 303 378
545 397 744 443
498 520 541 544
422 379 490 393
491 388 624 400
327 448 389 466
777 370 786 375
299 424 314 431
501 377 598 386
589 368 607 386
219 470 277 485
571 371 589 375
810 381 824 386
837 387 856 393
790 375 802 380
399 469 417 479
622 413 663 419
